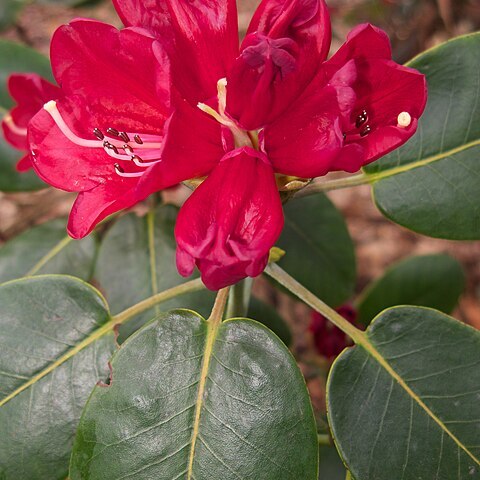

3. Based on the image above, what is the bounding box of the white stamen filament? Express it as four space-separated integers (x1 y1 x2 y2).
44 101 102 148
114 166 144 178
3 115 28 137
217 78 228 116
397 111 412 128
43 100 164 150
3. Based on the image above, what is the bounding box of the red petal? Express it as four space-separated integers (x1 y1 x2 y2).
51 19 171 124
114 0 239 105
265 62 357 178
328 23 391 68
16 154 33 172
226 0 331 129
341 58 427 166
175 147 284 290
2 74 60 152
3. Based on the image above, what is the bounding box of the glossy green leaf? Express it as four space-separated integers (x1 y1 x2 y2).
94 205 215 341
0 219 97 283
247 297 292 346
357 254 465 325
276 194 356 307
70 310 318 479
0 276 116 480
364 33 480 239
328 306 480 480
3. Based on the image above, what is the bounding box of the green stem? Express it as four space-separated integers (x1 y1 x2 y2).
293 173 370 198
317 434 331 446
264 263 365 344
113 278 205 325
346 470 353 480
225 279 252 318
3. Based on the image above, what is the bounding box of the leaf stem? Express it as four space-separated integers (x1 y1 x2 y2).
226 279 252 318
346 470 353 480
317 433 331 445
113 278 205 325
265 263 364 344
294 173 370 198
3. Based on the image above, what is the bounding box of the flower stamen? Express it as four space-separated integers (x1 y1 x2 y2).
3 115 28 137
397 111 412 128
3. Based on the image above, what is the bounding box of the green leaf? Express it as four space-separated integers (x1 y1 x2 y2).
276 194 356 307
0 219 97 283
70 310 318 479
327 306 480 480
0 39 53 110
357 254 465 326
0 0 25 31
94 205 215 342
247 297 292 346
364 33 480 239
0 276 116 480
319 445 347 480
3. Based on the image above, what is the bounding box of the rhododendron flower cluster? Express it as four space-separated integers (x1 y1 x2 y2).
12 0 426 290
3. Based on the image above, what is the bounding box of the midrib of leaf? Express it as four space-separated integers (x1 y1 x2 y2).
146 209 160 316
25 235 73 276
186 288 229 480
352 322 480 467
366 138 480 184
0 277 205 408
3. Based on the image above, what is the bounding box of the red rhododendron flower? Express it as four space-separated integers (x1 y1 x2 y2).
30 0 427 290
310 305 360 359
1 73 61 172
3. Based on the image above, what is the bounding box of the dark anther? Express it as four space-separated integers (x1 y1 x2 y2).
355 110 368 128
93 128 105 140
107 128 120 137
132 155 145 164
124 145 133 154
134 134 144 144
343 133 347 141
360 125 372 137
114 163 124 173
103 141 119 154
120 132 130 143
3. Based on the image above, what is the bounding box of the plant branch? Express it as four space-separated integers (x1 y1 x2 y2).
113 278 205 325
226 279 252 318
264 263 365 344
294 173 371 198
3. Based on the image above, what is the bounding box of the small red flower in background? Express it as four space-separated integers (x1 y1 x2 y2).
26 0 427 290
310 305 360 360
1 73 60 172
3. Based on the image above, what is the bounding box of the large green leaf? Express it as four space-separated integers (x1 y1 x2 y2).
70 310 318 479
277 194 356 307
0 219 96 283
0 276 116 480
94 205 215 341
247 297 292 346
328 306 480 480
357 254 465 325
364 33 480 239
0 40 52 191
